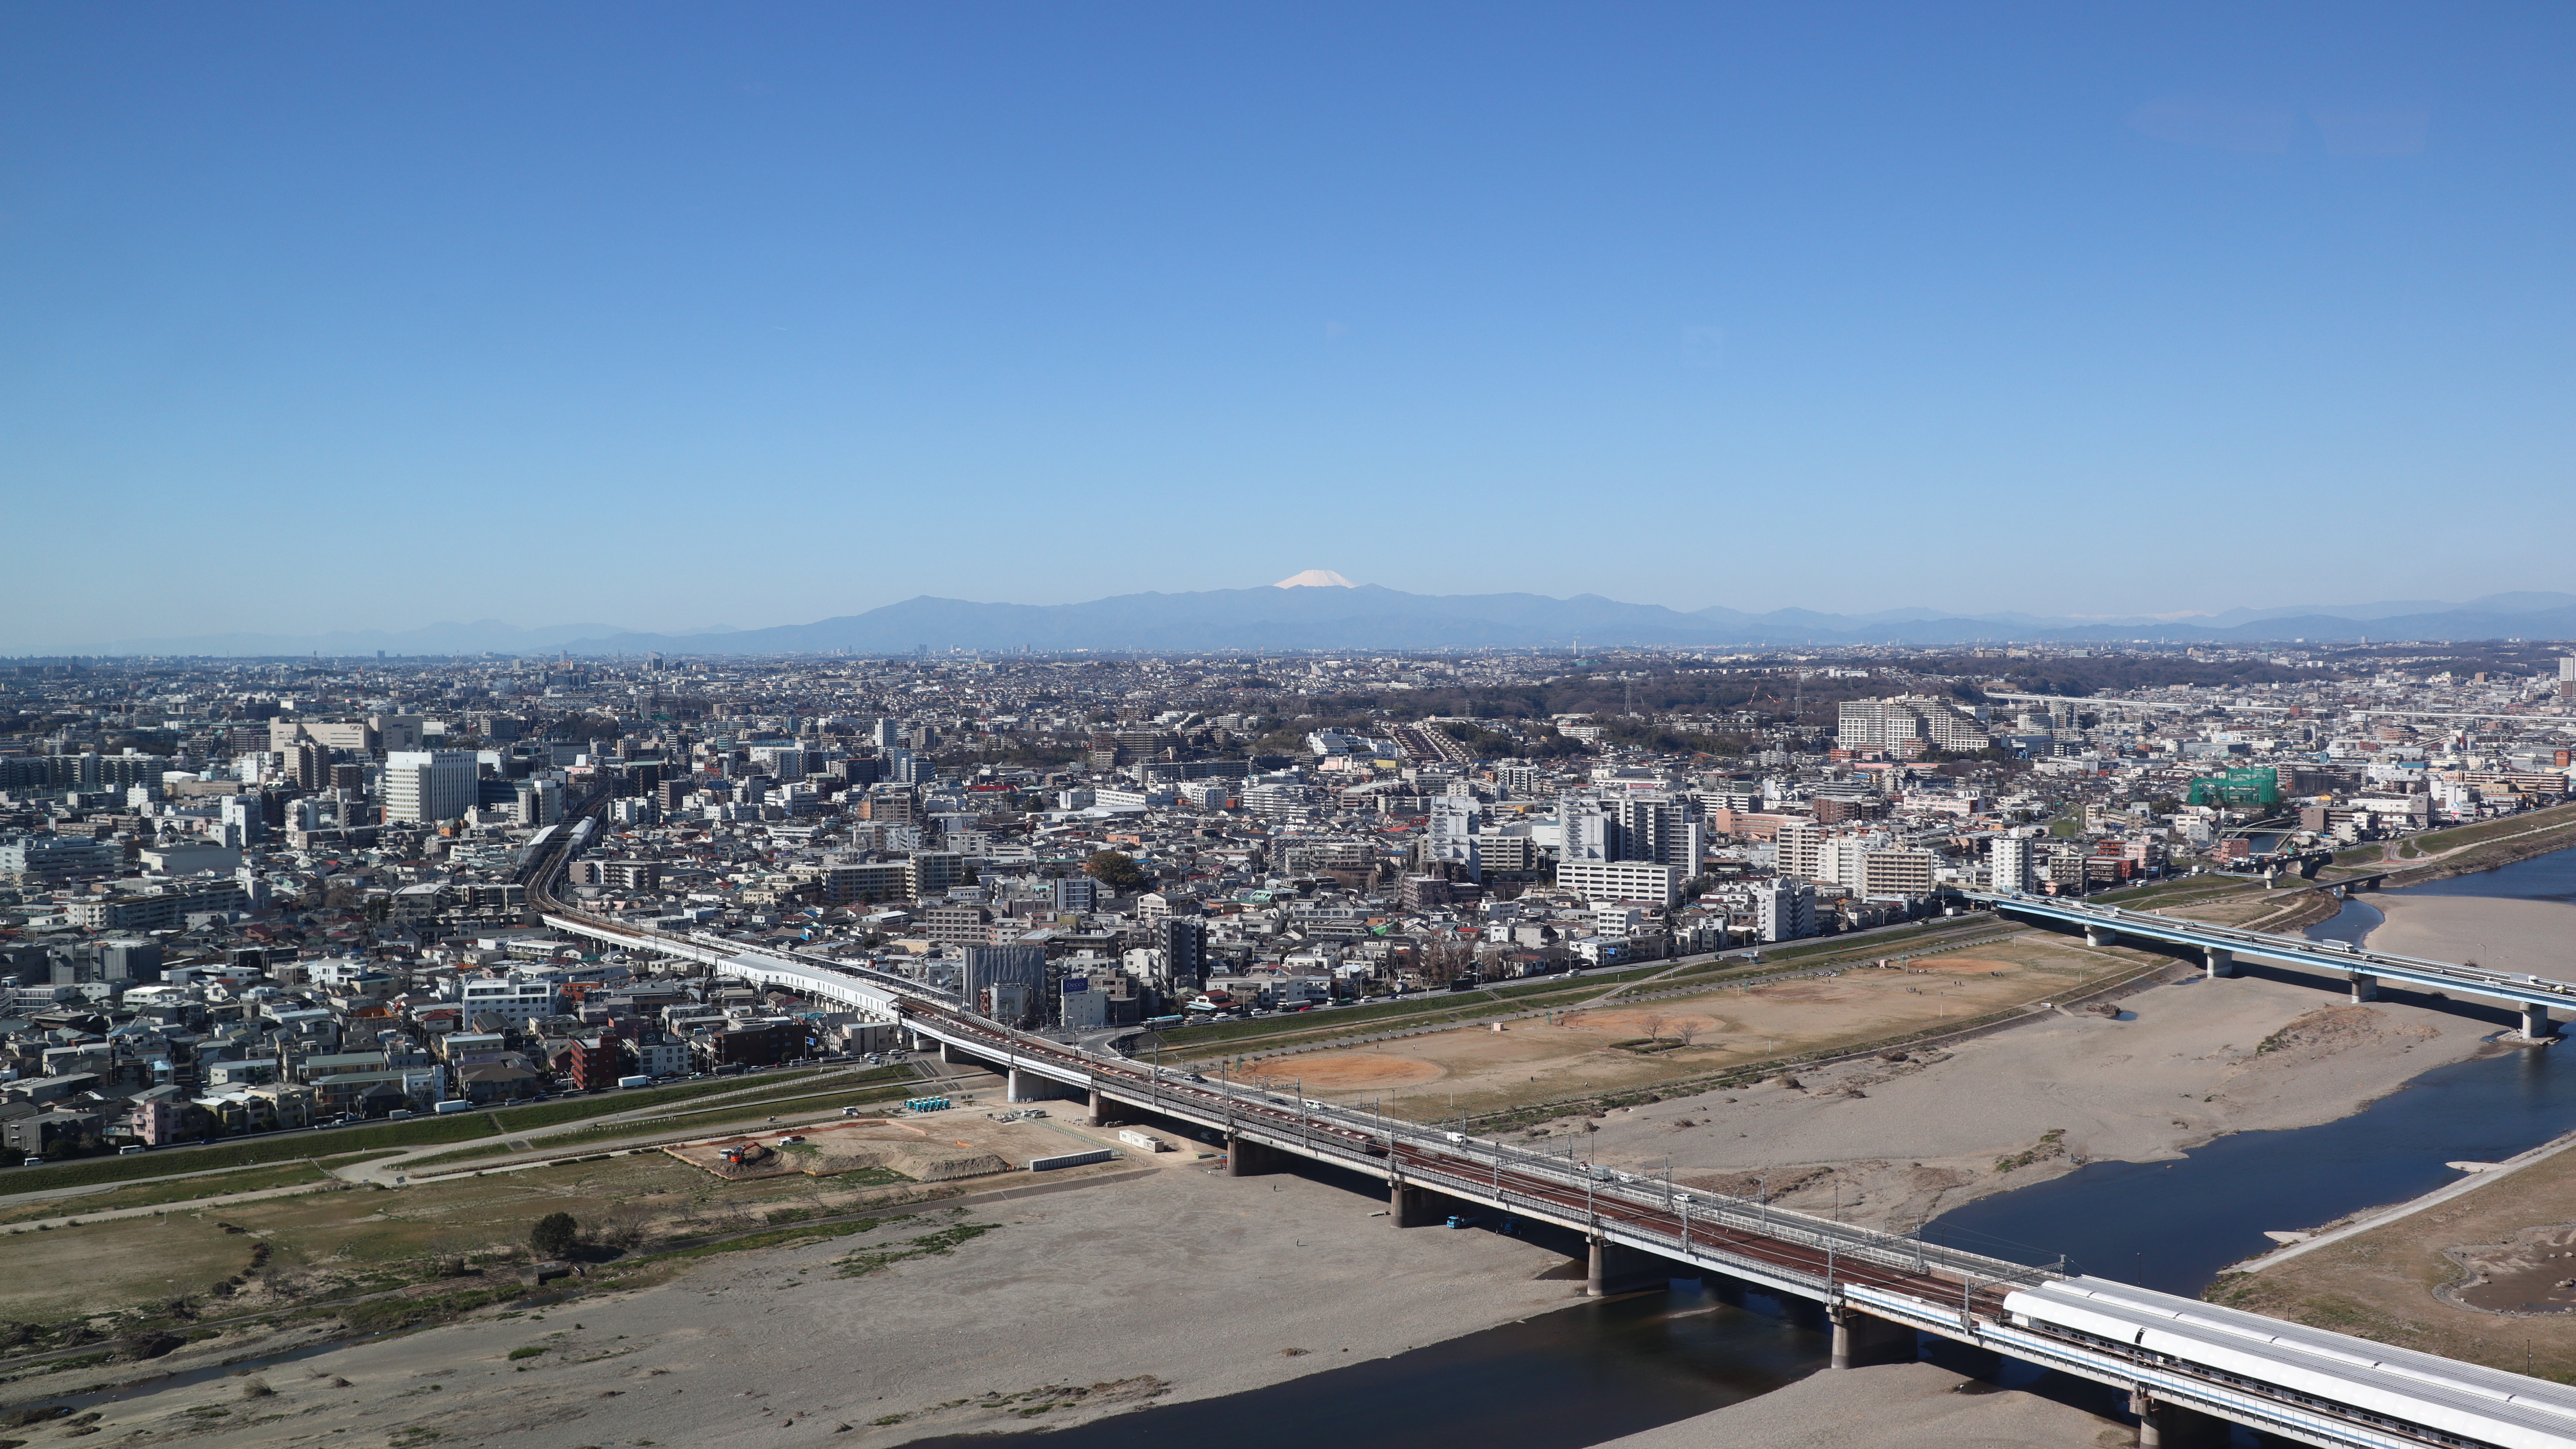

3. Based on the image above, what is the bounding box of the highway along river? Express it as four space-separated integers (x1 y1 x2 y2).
923 850 2576 1449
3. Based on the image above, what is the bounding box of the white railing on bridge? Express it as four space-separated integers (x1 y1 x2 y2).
1965 889 2576 1008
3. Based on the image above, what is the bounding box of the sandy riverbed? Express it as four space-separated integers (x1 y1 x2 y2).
1575 964 2516 1232
2365 892 2576 979
7 1158 1581 1449
1590 1360 2126 1449
24 904 2565 1448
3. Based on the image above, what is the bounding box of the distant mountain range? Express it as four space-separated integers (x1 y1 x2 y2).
57 590 2576 657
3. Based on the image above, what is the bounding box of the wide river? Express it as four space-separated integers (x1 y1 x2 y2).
929 847 2576 1449
1930 847 2576 1292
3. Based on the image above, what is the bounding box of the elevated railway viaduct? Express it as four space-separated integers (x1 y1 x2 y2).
520 816 2576 1449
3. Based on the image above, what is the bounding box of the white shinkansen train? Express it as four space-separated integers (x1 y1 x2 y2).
2005 1278 2576 1449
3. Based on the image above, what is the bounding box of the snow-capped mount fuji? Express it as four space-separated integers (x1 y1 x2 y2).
66 587 2576 657
543 588 2576 656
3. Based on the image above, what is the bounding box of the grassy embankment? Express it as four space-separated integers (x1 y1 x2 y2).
0 1151 1012 1371
2377 802 2576 884
2090 875 2265 910
403 1078 929 1168
0 1067 906 1200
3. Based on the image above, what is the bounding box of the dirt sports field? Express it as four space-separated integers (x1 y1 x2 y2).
1242 934 2146 1119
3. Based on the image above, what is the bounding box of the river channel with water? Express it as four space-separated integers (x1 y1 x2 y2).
900 850 2576 1449
1930 848 2576 1294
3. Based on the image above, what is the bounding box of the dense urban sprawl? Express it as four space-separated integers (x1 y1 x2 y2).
3 643 2572 1163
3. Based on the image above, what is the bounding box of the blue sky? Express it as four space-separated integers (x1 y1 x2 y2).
4 3 2568 649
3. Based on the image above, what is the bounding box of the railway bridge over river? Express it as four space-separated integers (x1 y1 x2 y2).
1961 888 2572 1040
523 820 2576 1449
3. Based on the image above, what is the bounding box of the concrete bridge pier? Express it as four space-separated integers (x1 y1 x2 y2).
2131 1390 2227 1449
1584 1237 1664 1296
1223 1135 1279 1177
1389 1180 1435 1228
1380 1176 1442 1217
1827 1303 1916 1369
938 1040 957 1065
2524 1004 2558 1041
2085 927 2112 948
1007 1068 1036 1103
1085 1085 1121 1126
2349 973 2377 1004
2202 947 2234 980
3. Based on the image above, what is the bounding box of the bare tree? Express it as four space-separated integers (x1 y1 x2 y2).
1417 937 1477 987
1675 1021 1702 1047
1639 1013 1668 1043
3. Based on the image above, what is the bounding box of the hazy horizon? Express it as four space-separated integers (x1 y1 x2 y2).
24 577 2576 657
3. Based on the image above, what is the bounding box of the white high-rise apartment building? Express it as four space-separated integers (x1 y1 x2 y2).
1428 795 1482 881
1558 797 1614 861
516 779 563 826
1774 820 1827 880
1809 836 1936 897
1856 848 1935 897
1615 795 1705 873
1815 836 1869 890
1556 860 1680 908
383 750 478 825
1559 792 1703 874
1989 836 2033 892
1836 696 1992 754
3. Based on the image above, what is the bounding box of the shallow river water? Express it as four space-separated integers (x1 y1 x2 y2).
905 850 2576 1449
1930 850 2576 1293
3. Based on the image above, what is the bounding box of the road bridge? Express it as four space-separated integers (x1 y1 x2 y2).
521 818 2576 1448
1961 888 2570 1040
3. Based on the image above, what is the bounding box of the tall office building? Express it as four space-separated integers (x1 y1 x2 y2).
382 750 478 825
516 779 563 826
218 793 267 848
1157 917 1210 994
